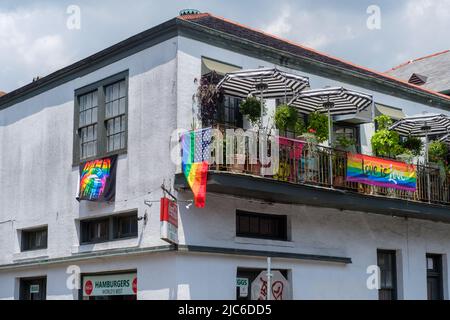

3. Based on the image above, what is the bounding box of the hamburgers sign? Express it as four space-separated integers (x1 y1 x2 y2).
83 273 137 297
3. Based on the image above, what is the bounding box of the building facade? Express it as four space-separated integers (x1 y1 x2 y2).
1 12 450 300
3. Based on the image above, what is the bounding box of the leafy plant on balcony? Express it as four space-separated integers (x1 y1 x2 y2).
396 150 415 165
400 135 424 157
306 112 329 143
240 96 266 127
428 140 448 163
334 135 357 153
195 72 224 127
274 104 305 136
428 140 449 182
371 115 403 158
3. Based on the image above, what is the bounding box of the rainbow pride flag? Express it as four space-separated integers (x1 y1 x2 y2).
181 128 212 208
346 153 417 192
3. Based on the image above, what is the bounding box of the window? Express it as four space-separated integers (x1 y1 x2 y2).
236 211 288 241
333 123 360 152
215 95 243 129
427 254 443 300
113 213 138 239
105 81 127 153
21 227 48 252
78 91 98 159
74 71 128 163
81 218 109 244
377 250 397 300
19 277 47 301
80 212 138 244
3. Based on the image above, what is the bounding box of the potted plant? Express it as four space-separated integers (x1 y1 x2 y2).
429 140 448 163
240 96 265 128
400 135 423 157
334 135 357 153
371 115 404 158
273 105 305 180
195 73 224 127
274 104 305 135
396 150 415 165
306 112 329 144
428 140 448 181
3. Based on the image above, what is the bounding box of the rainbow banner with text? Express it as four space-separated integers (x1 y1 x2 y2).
346 153 417 192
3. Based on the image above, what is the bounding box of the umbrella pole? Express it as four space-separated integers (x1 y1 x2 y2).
425 133 431 203
261 90 264 129
328 106 333 187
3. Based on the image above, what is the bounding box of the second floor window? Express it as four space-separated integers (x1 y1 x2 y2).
105 81 127 152
22 227 48 252
80 212 138 245
215 95 243 129
236 211 288 241
74 71 128 163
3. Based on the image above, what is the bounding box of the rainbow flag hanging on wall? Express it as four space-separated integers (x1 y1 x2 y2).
181 128 212 208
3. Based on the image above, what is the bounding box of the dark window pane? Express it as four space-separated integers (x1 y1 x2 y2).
113 213 138 239
427 254 443 300
81 219 109 244
236 211 287 241
22 228 48 251
19 278 47 301
377 250 397 300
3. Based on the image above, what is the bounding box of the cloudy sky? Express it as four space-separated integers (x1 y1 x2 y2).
1 0 449 93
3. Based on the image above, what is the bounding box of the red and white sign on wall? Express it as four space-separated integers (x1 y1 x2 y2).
160 197 178 244
83 273 137 297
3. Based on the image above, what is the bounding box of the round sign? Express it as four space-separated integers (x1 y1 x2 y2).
85 280 93 296
132 278 137 294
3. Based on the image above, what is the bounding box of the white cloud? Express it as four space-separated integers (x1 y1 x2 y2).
0 8 71 89
264 5 292 36
261 6 359 50
0 1 448 92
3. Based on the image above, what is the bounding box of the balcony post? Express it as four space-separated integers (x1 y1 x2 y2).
323 101 334 187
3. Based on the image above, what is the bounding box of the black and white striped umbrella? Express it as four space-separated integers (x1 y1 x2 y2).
439 133 450 146
389 114 450 137
217 68 310 99
288 87 373 186
288 87 373 116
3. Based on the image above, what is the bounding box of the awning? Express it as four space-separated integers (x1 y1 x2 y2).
375 103 405 120
201 57 241 76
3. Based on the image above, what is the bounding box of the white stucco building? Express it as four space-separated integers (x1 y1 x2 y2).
1 11 450 300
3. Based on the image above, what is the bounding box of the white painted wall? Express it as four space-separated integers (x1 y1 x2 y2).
0 37 180 268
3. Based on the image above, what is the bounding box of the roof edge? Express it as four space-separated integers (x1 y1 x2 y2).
177 14 450 105
386 49 450 73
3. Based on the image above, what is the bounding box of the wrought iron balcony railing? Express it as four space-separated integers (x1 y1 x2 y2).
208 127 450 206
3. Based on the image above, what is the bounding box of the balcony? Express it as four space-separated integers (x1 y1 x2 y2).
175 127 450 223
